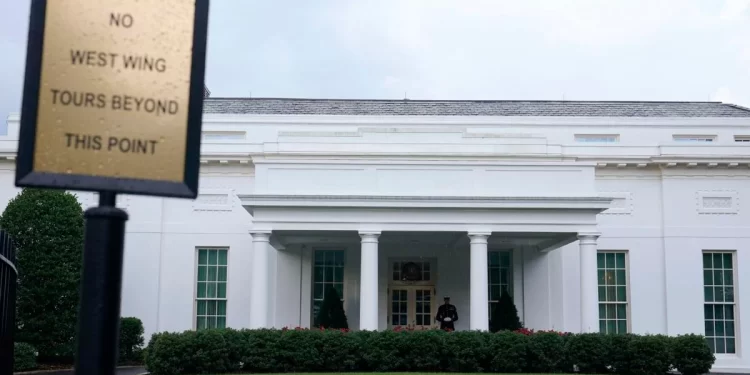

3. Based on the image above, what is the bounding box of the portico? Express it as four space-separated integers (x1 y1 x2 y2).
241 194 611 332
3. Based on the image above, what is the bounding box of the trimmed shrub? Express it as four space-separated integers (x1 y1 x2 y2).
144 328 715 375
565 333 609 373
316 286 348 329
14 342 37 371
490 290 522 333
671 334 715 375
119 317 145 364
0 189 84 361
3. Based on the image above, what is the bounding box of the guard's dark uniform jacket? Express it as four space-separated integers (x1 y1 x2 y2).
435 303 458 330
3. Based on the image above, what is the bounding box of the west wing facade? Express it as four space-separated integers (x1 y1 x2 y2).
3 99 750 372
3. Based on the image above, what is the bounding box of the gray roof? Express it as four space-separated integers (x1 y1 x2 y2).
203 98 750 117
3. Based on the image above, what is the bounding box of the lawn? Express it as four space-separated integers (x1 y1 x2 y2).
203 373 555 375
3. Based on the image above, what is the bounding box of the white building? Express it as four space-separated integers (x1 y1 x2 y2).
3 98 750 372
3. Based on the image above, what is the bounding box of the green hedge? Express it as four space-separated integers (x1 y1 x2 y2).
14 342 38 371
144 329 714 375
120 317 145 364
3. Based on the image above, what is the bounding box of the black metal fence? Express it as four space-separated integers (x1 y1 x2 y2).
0 230 17 375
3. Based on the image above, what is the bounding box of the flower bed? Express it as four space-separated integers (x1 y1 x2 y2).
144 328 714 375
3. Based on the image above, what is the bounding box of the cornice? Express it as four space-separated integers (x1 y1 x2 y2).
239 194 613 211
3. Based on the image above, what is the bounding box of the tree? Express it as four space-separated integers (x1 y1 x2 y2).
316 286 348 329
490 288 522 333
0 189 84 361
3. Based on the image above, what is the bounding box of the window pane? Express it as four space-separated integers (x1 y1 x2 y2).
606 253 615 268
489 252 499 266
217 300 226 315
207 316 216 329
218 250 227 266
197 317 206 330
726 321 735 337
314 266 325 282
599 320 606 333
704 287 714 302
197 300 207 315
197 266 207 282
598 286 606 301
314 251 325 265
703 253 712 269
714 305 723 319
616 270 626 285
724 271 733 286
490 269 500 283
713 270 723 286
334 283 344 298
716 338 725 353
606 304 616 319
714 287 724 302
705 320 715 336
715 321 725 336
218 267 227 282
617 320 627 333
725 305 734 319
606 286 616 302
217 317 226 329
334 267 344 283
207 282 217 298
726 338 736 354
197 282 206 298
325 267 334 282
617 286 626 302
704 304 714 319
723 254 732 270
616 304 626 319
607 320 616 333
198 249 208 265
598 270 605 285
725 287 734 302
313 283 323 300
500 269 509 283
208 266 217 282
599 304 606 319
615 253 625 268
597 253 605 268
703 270 713 286
208 250 218 265
207 300 216 315
713 253 723 269
500 252 510 267
217 283 226 298
706 338 715 353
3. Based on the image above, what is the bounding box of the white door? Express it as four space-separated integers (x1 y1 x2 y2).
389 286 436 329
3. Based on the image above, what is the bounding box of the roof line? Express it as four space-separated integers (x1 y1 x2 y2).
203 97 726 104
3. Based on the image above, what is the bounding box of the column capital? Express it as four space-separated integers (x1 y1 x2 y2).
359 230 381 242
467 231 491 244
577 232 600 244
250 230 272 241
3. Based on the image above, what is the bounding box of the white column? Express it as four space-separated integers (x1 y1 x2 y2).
469 232 490 331
249 231 271 329
359 231 380 331
579 233 600 333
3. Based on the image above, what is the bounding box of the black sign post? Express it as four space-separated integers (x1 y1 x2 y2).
15 1 209 375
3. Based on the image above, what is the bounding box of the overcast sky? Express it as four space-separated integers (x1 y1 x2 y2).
1 0 749 127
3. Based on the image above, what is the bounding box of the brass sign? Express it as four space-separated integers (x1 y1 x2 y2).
16 0 209 198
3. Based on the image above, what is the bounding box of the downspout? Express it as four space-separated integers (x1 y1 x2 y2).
659 170 669 334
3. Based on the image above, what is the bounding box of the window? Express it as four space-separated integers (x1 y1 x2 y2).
312 250 345 326
488 251 512 317
195 248 228 330
575 134 619 143
673 135 715 142
734 136 750 143
392 260 431 281
703 252 737 354
597 252 628 334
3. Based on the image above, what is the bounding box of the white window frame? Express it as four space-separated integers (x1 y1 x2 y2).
193 247 229 330
597 250 631 334
574 134 620 143
703 250 739 355
734 136 750 143
487 250 514 319
311 248 346 327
